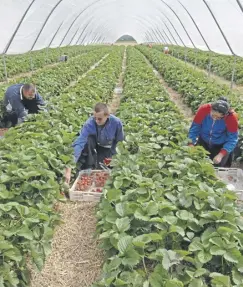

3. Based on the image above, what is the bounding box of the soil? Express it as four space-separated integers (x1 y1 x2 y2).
30 202 104 287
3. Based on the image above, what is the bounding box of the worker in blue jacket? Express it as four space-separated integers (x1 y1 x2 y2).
65 103 124 183
1 83 45 127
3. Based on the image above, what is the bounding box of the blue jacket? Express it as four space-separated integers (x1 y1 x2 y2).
189 104 238 154
4 84 45 124
72 115 124 163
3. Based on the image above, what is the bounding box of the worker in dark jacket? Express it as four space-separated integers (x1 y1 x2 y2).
188 97 238 167
65 103 124 183
1 83 45 127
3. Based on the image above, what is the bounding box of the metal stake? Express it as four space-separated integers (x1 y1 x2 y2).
30 52 34 72
208 56 212 77
230 55 237 90
2 54 8 82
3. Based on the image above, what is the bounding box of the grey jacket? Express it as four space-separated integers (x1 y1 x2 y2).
4 84 45 123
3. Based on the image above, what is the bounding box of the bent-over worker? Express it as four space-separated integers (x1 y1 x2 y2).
65 103 124 183
164 46 169 54
188 97 238 167
1 83 45 127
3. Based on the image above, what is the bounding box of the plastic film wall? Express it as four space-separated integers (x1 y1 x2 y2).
0 0 243 56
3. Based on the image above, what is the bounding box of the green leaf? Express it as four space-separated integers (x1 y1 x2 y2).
189 278 205 287
210 273 231 287
194 268 207 278
113 278 127 286
232 268 243 285
17 226 33 240
176 210 194 221
197 250 212 264
118 236 133 254
189 240 204 252
107 258 122 272
146 202 158 215
209 237 224 248
0 240 14 250
165 279 183 287
115 203 126 217
143 281 150 287
114 179 123 189
133 234 151 247
169 225 185 237
210 246 226 256
107 189 122 202
224 248 241 263
116 217 130 232
122 248 141 266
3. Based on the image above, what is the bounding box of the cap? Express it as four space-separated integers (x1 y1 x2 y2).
212 100 230 115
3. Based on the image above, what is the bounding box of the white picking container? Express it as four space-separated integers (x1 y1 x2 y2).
69 169 110 202
214 168 243 200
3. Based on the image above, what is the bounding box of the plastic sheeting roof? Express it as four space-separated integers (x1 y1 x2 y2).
1 0 243 56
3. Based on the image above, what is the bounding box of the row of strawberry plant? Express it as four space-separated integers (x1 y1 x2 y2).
0 47 124 286
94 47 243 287
0 46 111 117
0 45 100 82
137 46 243 160
154 45 243 85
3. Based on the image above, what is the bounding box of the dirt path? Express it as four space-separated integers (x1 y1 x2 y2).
30 49 127 287
143 55 194 121
109 48 127 114
30 202 103 287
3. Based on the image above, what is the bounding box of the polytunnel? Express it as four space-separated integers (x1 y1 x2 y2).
2 1 243 287
0 0 243 55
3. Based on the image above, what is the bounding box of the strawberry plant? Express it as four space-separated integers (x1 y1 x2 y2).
0 46 125 286
94 47 243 287
137 46 243 162
154 45 243 85
0 45 101 82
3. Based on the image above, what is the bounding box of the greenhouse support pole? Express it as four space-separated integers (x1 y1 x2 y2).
230 55 237 90
194 48 198 69
45 47 49 64
30 52 34 73
208 56 212 77
184 49 188 63
2 54 8 82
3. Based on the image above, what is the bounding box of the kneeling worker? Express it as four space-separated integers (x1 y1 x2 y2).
65 103 124 183
1 83 45 127
188 97 238 167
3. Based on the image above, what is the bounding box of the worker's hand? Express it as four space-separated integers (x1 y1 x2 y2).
65 167 71 184
213 153 224 165
104 158 112 166
188 143 194 147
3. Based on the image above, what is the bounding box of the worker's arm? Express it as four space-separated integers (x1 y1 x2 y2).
72 120 93 163
36 92 46 111
65 120 93 184
111 121 125 154
220 114 239 156
188 104 211 145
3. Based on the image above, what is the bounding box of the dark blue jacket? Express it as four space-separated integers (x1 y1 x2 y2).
73 115 124 163
4 84 45 124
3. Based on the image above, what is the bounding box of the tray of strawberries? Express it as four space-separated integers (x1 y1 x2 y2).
69 169 110 201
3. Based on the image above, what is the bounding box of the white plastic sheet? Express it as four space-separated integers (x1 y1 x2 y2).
1 0 243 56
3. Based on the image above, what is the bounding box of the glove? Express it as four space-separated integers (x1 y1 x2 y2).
213 153 224 164
104 158 112 166
65 167 71 184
